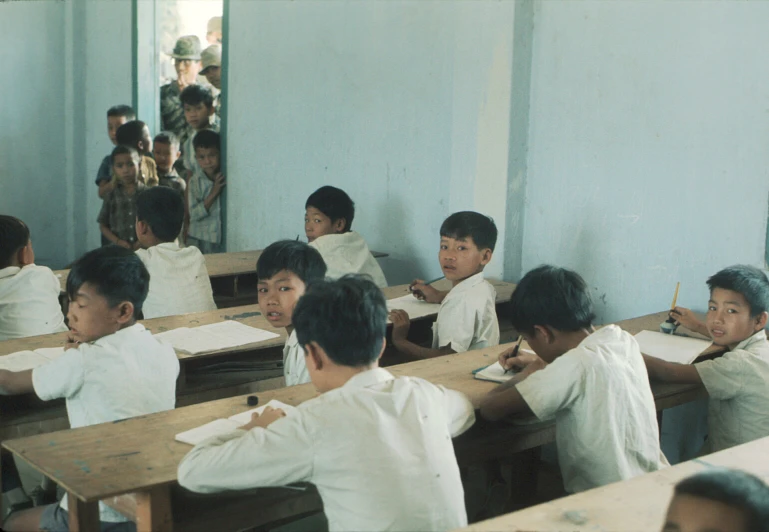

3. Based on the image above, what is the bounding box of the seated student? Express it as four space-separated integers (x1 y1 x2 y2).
153 131 186 192
0 215 67 341
187 130 225 254
480 265 668 494
98 145 147 250
97 105 136 200
662 468 769 532
178 276 475 532
135 187 216 319
115 120 159 187
0 246 179 532
179 84 217 180
644 265 769 454
305 186 388 288
256 240 327 386
389 211 499 359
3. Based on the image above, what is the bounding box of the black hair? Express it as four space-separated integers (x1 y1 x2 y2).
192 129 220 152
672 468 769 531
707 265 769 317
154 131 180 150
107 105 136 120
180 85 214 108
115 120 150 148
293 275 387 367
0 215 30 269
509 265 595 335
305 186 355 232
256 240 327 285
440 211 498 252
111 144 140 164
136 187 184 242
66 246 150 317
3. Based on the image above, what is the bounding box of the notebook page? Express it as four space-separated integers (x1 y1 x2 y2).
197 321 281 349
155 328 224 355
175 418 242 446
227 400 298 425
0 351 52 372
386 294 441 321
634 330 712 365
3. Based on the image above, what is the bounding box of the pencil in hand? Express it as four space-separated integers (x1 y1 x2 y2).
503 337 524 374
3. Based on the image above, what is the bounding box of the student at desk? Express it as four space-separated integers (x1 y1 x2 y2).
0 246 179 532
178 276 475 532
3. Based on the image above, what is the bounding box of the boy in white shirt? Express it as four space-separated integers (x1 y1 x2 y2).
305 186 387 287
644 265 769 454
0 215 67 341
0 246 180 532
135 186 217 318
480 265 668 494
390 211 499 359
256 239 327 386
178 276 475 532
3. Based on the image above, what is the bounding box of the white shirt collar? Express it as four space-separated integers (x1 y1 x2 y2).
286 329 299 347
0 266 21 280
734 329 768 352
447 271 485 296
91 323 146 348
342 367 394 390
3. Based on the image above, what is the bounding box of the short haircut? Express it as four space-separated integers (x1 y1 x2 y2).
440 211 498 252
154 131 180 150
256 240 327 285
0 215 30 269
509 265 595 335
115 120 149 148
180 85 214 108
111 144 140 163
107 105 136 120
673 468 769 531
707 265 769 317
136 187 184 242
293 275 387 367
192 129 220 152
66 246 150 317
305 186 355 232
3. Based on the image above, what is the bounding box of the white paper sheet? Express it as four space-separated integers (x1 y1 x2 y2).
474 361 516 383
154 322 280 355
227 399 297 425
197 321 280 348
634 330 712 365
386 294 441 321
0 351 52 372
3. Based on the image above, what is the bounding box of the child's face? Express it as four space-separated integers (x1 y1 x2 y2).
194 146 220 177
304 207 344 243
184 102 214 130
113 153 139 185
662 493 748 532
67 282 127 343
153 141 180 173
257 270 307 329
439 235 492 283
706 288 765 350
107 116 128 145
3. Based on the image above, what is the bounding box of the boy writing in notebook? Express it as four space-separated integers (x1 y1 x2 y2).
1 246 179 532
389 211 499 359
305 185 387 287
115 120 159 187
0 215 67 341
98 145 146 250
135 187 216 319
187 130 224 253
153 131 186 192
256 240 327 386
643 265 769 454
480 265 668 493
178 275 475 532
96 104 136 200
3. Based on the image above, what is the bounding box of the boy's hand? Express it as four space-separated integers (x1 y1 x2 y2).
64 333 80 351
212 173 226 195
498 346 542 372
116 239 132 250
240 406 286 431
409 280 445 304
669 306 705 333
389 309 411 342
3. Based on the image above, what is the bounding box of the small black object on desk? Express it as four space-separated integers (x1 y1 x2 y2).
247 395 259 406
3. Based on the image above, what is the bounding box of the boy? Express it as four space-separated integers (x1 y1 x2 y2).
389 211 499 359
135 187 216 319
187 130 225 254
256 240 327 386
0 246 179 532
179 84 217 179
662 468 769 532
480 265 668 493
96 104 136 200
305 185 387 287
178 276 475 532
98 145 147 250
643 265 769 454
153 131 186 192
0 215 67 341
115 120 159 186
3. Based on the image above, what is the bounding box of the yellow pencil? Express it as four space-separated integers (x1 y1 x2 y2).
671 282 680 310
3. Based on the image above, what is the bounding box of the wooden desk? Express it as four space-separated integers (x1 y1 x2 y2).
456 435 769 531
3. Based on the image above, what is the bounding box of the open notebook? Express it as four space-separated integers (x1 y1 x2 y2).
0 347 66 372
473 349 535 383
386 294 441 321
175 400 297 445
634 330 713 365
154 321 280 356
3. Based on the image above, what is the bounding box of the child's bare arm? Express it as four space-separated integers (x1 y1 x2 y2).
643 354 703 384
100 224 131 249
389 310 454 359
203 173 226 212
0 370 34 395
97 180 116 199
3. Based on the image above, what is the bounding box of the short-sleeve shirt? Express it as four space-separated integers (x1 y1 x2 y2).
516 325 668 493
695 330 769 453
160 81 187 138
97 182 146 243
0 265 67 341
309 232 388 288
180 122 220 176
432 272 499 352
283 330 310 386
187 168 221 244
158 170 186 192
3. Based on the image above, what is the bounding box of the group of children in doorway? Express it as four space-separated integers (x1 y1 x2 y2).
1 182 769 529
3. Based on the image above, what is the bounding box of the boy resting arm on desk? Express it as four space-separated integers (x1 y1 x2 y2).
179 275 474 532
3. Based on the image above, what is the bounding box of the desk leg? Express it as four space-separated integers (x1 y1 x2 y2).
134 485 173 532
68 493 100 532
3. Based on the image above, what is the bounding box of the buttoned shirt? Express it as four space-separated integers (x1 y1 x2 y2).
187 168 221 244
97 182 147 243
